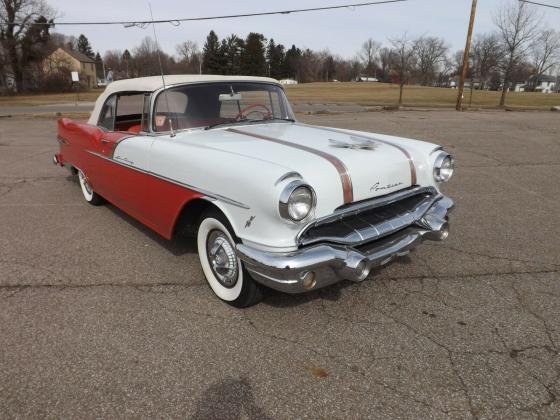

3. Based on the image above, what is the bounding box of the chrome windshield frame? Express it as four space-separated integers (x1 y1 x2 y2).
148 81 295 136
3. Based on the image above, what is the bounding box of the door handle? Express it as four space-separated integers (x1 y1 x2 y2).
100 138 111 144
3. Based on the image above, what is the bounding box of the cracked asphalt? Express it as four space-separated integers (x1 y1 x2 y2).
0 110 559 419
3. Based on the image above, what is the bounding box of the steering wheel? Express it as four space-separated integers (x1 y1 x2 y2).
235 104 272 121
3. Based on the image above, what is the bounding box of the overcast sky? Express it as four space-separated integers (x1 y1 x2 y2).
49 0 557 58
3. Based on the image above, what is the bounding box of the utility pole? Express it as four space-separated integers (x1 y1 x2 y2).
456 0 478 111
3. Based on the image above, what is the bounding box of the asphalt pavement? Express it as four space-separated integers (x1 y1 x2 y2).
0 109 559 418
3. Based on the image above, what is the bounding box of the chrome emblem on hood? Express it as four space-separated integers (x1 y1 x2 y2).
329 136 378 150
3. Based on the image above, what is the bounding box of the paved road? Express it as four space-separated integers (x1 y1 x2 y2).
1 110 559 418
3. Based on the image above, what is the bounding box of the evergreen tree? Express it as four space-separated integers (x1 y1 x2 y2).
266 39 285 79
222 34 244 75
202 30 222 74
240 33 266 76
284 45 302 80
122 49 132 61
94 51 104 79
77 34 94 58
122 50 131 78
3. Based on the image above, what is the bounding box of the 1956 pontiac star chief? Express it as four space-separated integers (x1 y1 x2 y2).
54 75 454 307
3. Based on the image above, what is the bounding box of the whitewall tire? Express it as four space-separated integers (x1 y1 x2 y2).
77 168 104 206
197 210 263 307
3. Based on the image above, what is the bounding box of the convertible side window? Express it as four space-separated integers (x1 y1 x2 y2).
98 95 116 131
115 93 146 133
98 92 148 133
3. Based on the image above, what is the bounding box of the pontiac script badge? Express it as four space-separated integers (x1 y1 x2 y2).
329 136 378 151
370 181 404 192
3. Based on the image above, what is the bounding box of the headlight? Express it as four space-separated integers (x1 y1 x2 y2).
433 152 454 183
279 181 315 222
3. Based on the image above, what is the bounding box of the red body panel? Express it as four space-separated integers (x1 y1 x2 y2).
57 118 202 240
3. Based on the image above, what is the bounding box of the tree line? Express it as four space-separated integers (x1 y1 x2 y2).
1 0 559 106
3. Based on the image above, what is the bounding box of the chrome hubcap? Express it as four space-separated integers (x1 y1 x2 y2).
79 171 92 195
206 230 238 288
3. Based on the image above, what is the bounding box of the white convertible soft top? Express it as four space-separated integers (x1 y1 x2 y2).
88 75 281 125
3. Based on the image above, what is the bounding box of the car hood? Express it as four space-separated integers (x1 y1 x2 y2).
174 122 437 205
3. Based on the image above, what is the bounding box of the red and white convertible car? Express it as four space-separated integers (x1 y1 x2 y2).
54 75 454 307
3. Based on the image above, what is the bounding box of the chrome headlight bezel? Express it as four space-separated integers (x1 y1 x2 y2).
279 181 316 223
433 152 454 183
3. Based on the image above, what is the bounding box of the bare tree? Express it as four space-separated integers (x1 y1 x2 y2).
493 1 541 106
528 29 560 91
358 38 380 77
471 33 502 90
176 40 201 74
0 0 55 91
389 34 416 106
413 36 449 86
378 47 395 82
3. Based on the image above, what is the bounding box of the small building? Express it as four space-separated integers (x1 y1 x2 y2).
356 76 379 82
43 47 97 89
533 75 557 93
513 75 557 93
279 78 298 85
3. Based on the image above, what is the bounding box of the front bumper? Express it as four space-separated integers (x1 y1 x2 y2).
236 194 453 293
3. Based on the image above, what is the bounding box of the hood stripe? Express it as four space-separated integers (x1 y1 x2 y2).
227 127 354 203
300 124 418 186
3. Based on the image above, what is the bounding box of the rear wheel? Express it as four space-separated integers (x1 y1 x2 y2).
197 210 263 307
77 168 104 206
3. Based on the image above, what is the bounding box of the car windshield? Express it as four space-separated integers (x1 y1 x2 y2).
152 82 295 132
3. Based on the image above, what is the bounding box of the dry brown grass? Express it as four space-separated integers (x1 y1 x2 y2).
0 90 101 106
1 82 558 110
284 82 560 110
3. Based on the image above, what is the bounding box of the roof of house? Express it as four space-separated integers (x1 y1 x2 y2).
54 47 95 63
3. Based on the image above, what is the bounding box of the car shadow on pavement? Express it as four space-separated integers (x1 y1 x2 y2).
104 204 197 257
191 377 271 420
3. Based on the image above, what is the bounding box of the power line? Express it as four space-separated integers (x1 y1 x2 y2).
4 0 409 27
519 0 560 10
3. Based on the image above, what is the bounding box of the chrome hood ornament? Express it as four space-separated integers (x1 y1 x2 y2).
329 136 378 150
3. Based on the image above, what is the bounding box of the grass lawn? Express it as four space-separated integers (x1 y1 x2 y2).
1 82 558 110
0 90 102 106
284 82 560 110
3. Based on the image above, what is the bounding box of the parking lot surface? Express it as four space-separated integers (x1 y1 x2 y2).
1 110 559 419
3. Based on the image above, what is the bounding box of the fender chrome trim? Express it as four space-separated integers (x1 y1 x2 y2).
85 150 250 209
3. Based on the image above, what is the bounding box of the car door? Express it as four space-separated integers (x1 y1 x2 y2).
92 92 156 222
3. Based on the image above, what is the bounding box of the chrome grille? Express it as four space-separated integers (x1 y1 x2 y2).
298 187 438 247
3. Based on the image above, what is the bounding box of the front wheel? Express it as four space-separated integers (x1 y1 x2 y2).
197 210 263 307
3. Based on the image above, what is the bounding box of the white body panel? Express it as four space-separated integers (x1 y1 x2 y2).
113 122 442 251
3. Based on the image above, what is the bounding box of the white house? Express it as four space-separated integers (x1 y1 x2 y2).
356 76 379 82
513 75 557 93
279 78 298 85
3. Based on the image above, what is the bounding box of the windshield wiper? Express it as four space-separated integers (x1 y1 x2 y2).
204 120 240 130
266 118 296 123
205 117 295 131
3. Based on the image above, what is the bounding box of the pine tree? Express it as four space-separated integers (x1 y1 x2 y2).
202 30 222 74
122 49 131 61
284 45 302 80
122 50 131 78
94 51 104 79
240 33 266 76
77 34 94 58
222 34 244 75
266 39 285 79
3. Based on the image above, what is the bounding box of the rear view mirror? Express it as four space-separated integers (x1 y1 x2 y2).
219 93 242 102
